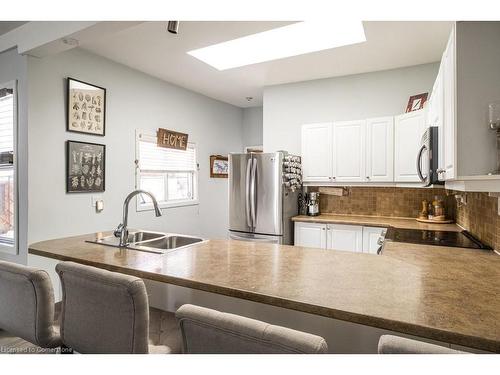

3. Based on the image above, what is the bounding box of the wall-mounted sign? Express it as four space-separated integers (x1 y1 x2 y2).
157 128 189 151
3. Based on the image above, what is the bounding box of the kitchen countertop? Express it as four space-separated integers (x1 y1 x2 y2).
29 233 499 352
292 214 462 231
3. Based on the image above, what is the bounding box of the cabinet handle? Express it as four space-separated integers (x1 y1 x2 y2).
366 176 370 180
332 176 336 180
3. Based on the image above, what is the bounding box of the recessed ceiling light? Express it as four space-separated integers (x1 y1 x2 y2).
187 21 366 71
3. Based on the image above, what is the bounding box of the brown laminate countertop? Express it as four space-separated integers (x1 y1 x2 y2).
29 233 499 353
292 214 461 231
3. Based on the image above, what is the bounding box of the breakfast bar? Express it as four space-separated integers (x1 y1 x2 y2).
29 233 500 353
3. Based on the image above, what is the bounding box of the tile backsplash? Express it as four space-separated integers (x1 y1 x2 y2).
312 187 456 219
309 186 499 250
455 192 499 250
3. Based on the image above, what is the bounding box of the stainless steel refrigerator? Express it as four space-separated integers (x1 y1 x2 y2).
228 152 299 244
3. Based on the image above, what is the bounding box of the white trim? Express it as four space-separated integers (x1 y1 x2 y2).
0 80 17 256
135 129 199 211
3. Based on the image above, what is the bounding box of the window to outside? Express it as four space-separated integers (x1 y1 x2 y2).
0 82 16 251
136 131 198 210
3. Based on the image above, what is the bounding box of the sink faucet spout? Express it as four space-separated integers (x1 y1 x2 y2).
114 190 162 247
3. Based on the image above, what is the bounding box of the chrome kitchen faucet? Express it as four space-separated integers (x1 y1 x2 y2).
114 190 162 247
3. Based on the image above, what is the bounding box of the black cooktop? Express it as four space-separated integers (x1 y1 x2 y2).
385 228 492 250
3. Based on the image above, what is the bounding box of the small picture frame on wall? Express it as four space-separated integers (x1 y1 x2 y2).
405 92 428 113
67 77 106 136
210 155 228 178
66 140 105 193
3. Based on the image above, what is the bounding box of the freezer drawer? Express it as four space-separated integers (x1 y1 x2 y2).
228 231 283 244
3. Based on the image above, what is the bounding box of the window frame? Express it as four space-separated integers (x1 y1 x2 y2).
0 80 18 255
135 129 199 212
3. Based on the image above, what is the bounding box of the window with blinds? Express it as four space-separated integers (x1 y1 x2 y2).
136 131 198 209
0 84 15 248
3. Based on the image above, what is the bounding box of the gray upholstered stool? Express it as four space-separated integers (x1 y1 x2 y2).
175 304 328 354
56 261 181 354
0 260 61 353
378 335 464 354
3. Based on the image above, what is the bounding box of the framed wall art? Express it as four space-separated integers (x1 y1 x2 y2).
67 77 106 136
405 92 428 113
210 155 228 178
66 140 105 193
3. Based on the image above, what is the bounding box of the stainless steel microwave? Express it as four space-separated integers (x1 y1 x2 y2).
417 126 442 187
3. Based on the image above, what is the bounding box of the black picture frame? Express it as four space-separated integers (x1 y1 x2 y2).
67 77 106 136
66 140 106 193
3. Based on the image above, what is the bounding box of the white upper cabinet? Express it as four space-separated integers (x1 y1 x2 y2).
332 120 366 182
365 117 394 182
394 109 427 182
301 123 333 182
326 224 363 253
442 27 456 181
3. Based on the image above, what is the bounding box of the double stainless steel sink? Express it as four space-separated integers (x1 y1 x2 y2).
87 230 205 254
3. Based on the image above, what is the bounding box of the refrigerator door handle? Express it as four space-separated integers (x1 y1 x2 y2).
245 157 253 228
250 157 257 229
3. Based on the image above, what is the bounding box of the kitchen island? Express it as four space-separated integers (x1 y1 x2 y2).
29 233 500 353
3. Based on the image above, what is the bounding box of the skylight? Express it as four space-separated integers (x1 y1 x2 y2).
187 21 366 71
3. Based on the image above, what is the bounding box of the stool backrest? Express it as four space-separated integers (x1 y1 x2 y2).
176 304 328 354
0 260 60 348
56 261 150 353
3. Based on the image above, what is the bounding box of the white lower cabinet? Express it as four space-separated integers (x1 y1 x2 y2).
326 224 363 253
294 222 362 252
362 227 386 254
294 222 327 249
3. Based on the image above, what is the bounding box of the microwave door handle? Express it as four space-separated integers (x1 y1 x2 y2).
416 144 427 183
250 157 257 229
245 158 252 228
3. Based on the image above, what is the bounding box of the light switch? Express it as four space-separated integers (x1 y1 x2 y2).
91 196 104 213
96 200 104 212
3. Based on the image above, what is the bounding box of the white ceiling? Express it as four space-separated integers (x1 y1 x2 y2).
0 21 26 36
79 21 453 108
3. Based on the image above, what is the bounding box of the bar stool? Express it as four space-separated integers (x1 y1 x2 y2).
175 304 329 354
378 335 464 354
0 260 61 353
56 261 181 354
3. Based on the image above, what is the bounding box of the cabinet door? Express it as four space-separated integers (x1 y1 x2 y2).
366 117 394 182
332 120 366 182
326 224 363 253
394 109 427 182
294 222 327 249
301 123 333 182
362 227 386 254
442 27 456 180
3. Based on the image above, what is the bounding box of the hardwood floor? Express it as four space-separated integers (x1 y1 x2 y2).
0 306 182 354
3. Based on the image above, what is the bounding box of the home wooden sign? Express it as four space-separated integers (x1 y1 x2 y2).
157 128 189 151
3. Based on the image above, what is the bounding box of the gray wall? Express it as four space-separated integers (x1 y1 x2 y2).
27 48 243 244
242 106 263 148
0 48 28 264
263 63 439 154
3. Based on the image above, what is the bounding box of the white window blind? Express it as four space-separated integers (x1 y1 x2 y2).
139 140 196 172
136 131 198 210
0 93 14 154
